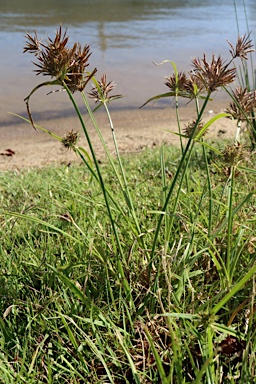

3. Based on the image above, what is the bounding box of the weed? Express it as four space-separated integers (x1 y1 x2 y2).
0 18 256 383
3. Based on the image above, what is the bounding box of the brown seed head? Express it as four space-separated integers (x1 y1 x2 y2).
24 26 97 92
227 33 254 60
165 71 206 98
191 54 236 92
88 73 123 103
23 31 42 55
183 73 207 96
183 119 205 138
61 130 79 150
225 86 256 120
65 44 97 92
165 71 188 92
222 143 245 166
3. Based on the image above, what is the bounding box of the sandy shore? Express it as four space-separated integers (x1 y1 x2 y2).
0 100 237 172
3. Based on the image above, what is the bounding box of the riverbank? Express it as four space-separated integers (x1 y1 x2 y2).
0 100 237 171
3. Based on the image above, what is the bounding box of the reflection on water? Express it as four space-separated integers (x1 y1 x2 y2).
0 0 256 123
1 0 222 28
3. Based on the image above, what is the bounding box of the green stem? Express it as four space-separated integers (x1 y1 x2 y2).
211 262 256 315
195 90 213 236
103 102 146 251
63 82 132 303
174 89 184 153
82 93 146 251
226 166 235 284
151 93 211 261
75 147 127 219
80 93 125 190
202 140 213 237
205 327 215 384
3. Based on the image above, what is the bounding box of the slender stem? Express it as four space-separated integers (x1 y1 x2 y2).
81 93 125 190
103 102 146 250
165 139 195 247
194 97 213 236
235 120 241 145
233 0 239 36
226 166 235 284
206 327 215 383
160 145 170 253
83 93 146 251
75 147 127 219
150 93 211 261
174 90 184 153
202 141 213 237
103 103 125 183
63 82 132 303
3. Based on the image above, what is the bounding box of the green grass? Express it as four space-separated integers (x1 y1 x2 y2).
0 144 255 383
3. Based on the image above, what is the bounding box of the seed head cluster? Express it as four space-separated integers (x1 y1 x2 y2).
222 144 245 167
88 73 123 103
183 119 206 139
165 71 205 98
191 54 236 93
24 26 97 93
164 34 253 97
225 87 256 121
227 33 254 60
61 130 79 150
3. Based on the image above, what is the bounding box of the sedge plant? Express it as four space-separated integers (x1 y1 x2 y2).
1 25 255 382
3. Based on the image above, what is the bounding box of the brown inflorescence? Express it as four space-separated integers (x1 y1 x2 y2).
24 26 97 93
191 54 236 93
227 33 254 60
88 73 123 103
165 71 206 98
183 119 205 139
222 143 245 167
61 130 79 150
225 86 256 121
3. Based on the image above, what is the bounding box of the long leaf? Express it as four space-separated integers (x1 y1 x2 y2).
194 113 232 140
48 266 90 305
115 329 141 384
2 211 82 244
8 112 62 140
144 326 168 384
161 312 200 320
211 262 256 315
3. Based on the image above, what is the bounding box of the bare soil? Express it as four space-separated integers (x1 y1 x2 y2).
0 101 237 172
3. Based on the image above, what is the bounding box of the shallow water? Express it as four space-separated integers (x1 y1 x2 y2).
1 0 256 125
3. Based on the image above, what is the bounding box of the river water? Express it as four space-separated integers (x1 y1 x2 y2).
1 0 256 126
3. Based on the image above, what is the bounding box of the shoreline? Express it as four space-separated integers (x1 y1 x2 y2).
0 100 237 172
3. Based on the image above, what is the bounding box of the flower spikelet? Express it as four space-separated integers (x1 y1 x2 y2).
88 73 123 103
227 33 254 60
183 119 205 138
23 32 42 55
61 130 79 150
24 26 97 93
183 73 206 97
165 71 188 92
65 43 97 92
165 72 206 98
222 144 245 167
225 87 256 121
191 54 236 92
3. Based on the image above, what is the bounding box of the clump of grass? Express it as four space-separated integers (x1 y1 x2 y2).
1 22 256 383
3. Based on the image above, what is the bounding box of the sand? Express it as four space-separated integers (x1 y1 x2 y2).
0 100 237 172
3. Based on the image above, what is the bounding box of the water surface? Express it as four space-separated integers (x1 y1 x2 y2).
1 0 256 125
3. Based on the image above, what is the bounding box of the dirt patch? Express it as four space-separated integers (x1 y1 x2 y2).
0 100 237 171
